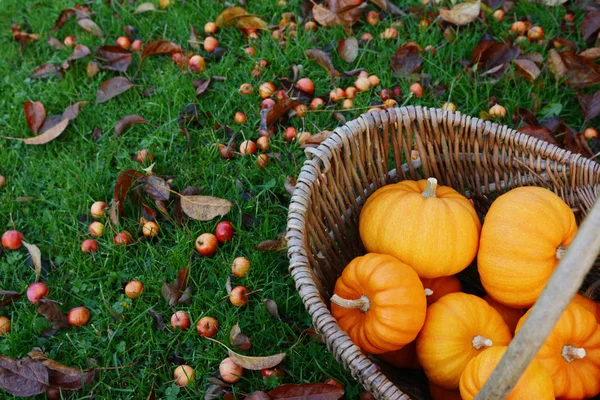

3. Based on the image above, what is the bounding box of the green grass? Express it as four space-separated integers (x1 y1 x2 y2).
0 0 595 399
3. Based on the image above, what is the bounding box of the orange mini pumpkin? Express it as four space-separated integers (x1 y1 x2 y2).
459 346 554 400
416 293 512 389
421 276 463 306
516 302 600 399
483 295 525 333
331 253 426 354
359 178 480 279
378 341 420 369
478 186 577 308
572 293 600 323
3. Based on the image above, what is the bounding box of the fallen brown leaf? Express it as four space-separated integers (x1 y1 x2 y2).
514 59 540 82
261 98 298 129
96 45 132 72
96 77 134 103
140 175 170 201
141 40 183 60
62 101 88 121
0 356 49 396
134 2 157 14
391 43 422 77
439 0 481 25
23 101 46 134
22 241 42 281
180 195 233 221
47 37 65 50
305 49 338 81
229 323 252 351
67 44 91 61
581 10 600 43
37 299 69 331
313 0 366 27
2 118 69 145
114 114 147 136
161 268 192 306
30 64 63 80
113 170 144 222
77 18 103 37
28 349 97 390
0 290 22 310
578 91 600 122
518 125 560 146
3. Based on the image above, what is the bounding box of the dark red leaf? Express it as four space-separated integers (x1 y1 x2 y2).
582 11 600 43
562 124 595 158
512 107 538 127
96 45 132 72
161 268 192 306
261 99 298 130
37 299 69 330
470 39 519 81
391 43 422 77
96 77 134 103
193 78 212 97
337 37 358 63
141 40 183 60
23 101 46 134
28 349 96 390
30 64 63 80
517 126 560 146
139 175 170 201
256 239 285 252
113 170 144 221
141 203 157 221
0 356 49 396
114 114 147 136
52 9 76 31
578 91 600 122
556 50 600 88
305 49 338 81
268 383 344 400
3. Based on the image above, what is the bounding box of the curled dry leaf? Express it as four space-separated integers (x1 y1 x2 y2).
337 37 358 63
141 40 183 60
470 39 519 81
194 78 213 97
21 241 42 281
548 49 567 80
549 50 600 87
391 43 422 77
134 2 157 14
113 169 144 221
140 175 170 201
174 186 203 222
37 299 69 331
440 0 480 25
313 0 366 27
114 114 147 136
30 63 63 80
256 239 286 252
189 25 200 49
67 44 91 61
77 18 103 37
514 59 540 82
0 356 49 397
261 98 298 129
305 49 338 81
24 101 46 134
580 47 600 60
578 91 600 122
28 349 97 390
2 118 69 145
229 350 285 371
96 46 132 72
215 7 268 29
96 77 134 103
161 268 192 306
52 9 76 31
141 203 158 221
268 383 344 400
180 195 232 221
235 15 269 30
229 323 252 351
62 101 88 121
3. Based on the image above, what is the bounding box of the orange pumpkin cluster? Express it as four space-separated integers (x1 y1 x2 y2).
331 178 600 399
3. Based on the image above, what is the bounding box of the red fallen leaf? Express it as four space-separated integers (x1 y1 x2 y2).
23 101 46 134
11 23 40 45
514 58 540 82
96 77 134 103
113 170 144 222
337 37 358 63
114 114 147 136
139 175 170 201
268 383 344 399
578 91 600 122
229 323 252 351
28 349 96 390
581 10 600 43
264 98 298 129
562 124 595 158
62 101 88 121
513 107 538 127
470 39 519 81
391 43 422 77
1 118 69 145
37 299 69 331
305 49 338 81
141 203 157 221
141 39 183 60
52 9 76 31
30 63 63 80
518 125 560 146
313 0 366 27
77 18 103 37
439 0 481 25
256 239 286 252
193 78 212 97
161 268 192 306
0 356 49 396
552 50 600 88
96 45 132 72
67 44 90 61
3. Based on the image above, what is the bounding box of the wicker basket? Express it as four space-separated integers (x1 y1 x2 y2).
286 106 600 400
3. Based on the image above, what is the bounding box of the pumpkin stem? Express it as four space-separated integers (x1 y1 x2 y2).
424 288 434 296
330 294 371 313
472 335 493 350
562 345 586 362
555 245 567 260
422 178 438 198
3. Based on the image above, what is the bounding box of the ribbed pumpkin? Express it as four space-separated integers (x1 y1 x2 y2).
572 293 600 323
359 178 480 278
478 186 577 308
416 293 512 389
378 341 420 369
515 302 600 399
459 346 554 400
421 276 463 306
483 295 525 334
429 383 462 400
331 253 427 354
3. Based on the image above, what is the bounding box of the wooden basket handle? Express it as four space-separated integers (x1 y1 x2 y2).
475 196 600 400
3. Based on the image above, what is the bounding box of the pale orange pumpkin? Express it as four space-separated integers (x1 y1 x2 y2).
331 253 427 354
377 341 420 369
459 346 554 400
478 186 577 308
429 382 462 400
483 295 525 334
572 293 600 323
421 276 463 306
515 302 600 399
416 293 512 389
359 178 480 279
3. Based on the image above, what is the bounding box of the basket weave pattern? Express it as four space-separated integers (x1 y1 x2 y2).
286 106 600 399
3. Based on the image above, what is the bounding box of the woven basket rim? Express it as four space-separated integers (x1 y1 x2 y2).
286 106 600 400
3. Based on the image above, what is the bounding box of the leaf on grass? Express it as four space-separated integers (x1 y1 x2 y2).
114 114 147 136
62 101 88 121
518 126 560 146
47 37 65 50
113 170 144 222
582 11 600 43
313 0 366 27
337 37 358 63
24 101 46 134
305 49 338 81
470 39 519 81
174 186 203 222
256 239 285 252
551 50 600 88
514 59 540 82
229 350 285 371
37 300 69 331
548 49 567 80
148 308 166 330
264 298 280 320
0 290 22 309
580 47 600 60
189 25 200 49
301 130 333 147
180 195 232 221
440 0 481 25
161 268 191 306
2 118 69 145
96 77 134 103
67 44 91 61
87 60 100 78
140 175 170 201
141 40 183 60
193 78 213 97
77 18 103 37
216 7 249 26
261 99 298 129
284 176 296 196
229 323 252 351
268 383 344 399
0 356 49 396
225 276 232 295
134 2 157 14
96 46 132 72
28 349 96 390
235 15 269 30
578 91 600 122
391 43 422 77
52 8 76 31
30 63 63 80
21 241 42 280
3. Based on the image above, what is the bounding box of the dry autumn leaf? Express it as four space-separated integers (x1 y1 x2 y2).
216 7 249 27
313 0 366 27
140 175 170 201
180 195 232 221
62 101 88 121
161 268 192 306
578 91 600 122
229 323 252 351
96 45 132 72
1 118 69 145
514 59 540 82
305 49 338 81
77 18 103 37
113 169 144 222
23 101 46 134
28 349 97 390
96 77 134 103
0 290 22 310
37 299 69 331
581 11 600 44
391 43 422 77
0 356 49 397
439 1 481 26
21 241 42 281
518 125 560 146
30 63 63 80
67 44 91 61
134 2 157 14
141 40 183 60
114 114 147 136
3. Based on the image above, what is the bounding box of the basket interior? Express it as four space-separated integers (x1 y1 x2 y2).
288 107 600 399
